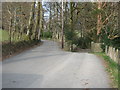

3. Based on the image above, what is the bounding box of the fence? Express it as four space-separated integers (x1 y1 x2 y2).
105 46 120 64
91 42 120 64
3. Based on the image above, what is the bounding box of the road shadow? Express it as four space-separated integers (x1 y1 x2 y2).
3 40 71 64
3 52 70 64
2 72 43 88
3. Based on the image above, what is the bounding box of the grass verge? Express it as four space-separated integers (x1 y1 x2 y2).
94 52 120 88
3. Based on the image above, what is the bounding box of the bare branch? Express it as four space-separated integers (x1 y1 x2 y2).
7 6 12 15
102 13 112 25
102 2 106 8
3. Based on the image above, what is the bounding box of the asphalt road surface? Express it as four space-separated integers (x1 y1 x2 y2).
2 40 111 88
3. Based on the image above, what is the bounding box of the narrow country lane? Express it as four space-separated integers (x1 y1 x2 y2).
2 40 111 88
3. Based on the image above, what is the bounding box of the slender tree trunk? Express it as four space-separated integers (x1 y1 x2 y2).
57 3 59 40
38 2 42 41
9 17 12 43
49 4 52 32
34 1 39 40
40 7 44 39
11 8 17 41
70 2 74 51
97 2 102 35
61 0 64 48
53 3 56 40
19 6 24 40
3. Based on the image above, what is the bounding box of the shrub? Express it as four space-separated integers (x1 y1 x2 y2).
100 28 120 50
77 37 91 49
42 31 52 38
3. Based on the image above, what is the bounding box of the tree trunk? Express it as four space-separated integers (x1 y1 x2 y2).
33 1 39 40
9 17 12 43
96 2 102 42
61 0 64 49
27 2 35 40
38 2 42 41
70 2 74 51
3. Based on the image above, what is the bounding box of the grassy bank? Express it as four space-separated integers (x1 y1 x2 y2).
0 30 9 42
2 40 42 60
94 52 120 88
0 30 43 60
0 30 27 42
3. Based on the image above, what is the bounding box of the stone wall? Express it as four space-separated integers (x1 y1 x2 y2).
91 42 103 52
